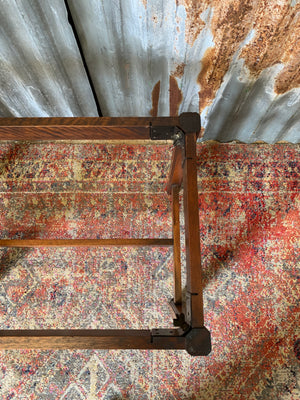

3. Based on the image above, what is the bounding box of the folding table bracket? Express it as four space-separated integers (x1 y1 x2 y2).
0 113 211 356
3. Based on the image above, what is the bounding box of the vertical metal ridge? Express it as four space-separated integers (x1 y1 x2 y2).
64 0 102 117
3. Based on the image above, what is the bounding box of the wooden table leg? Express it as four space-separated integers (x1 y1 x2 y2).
182 132 204 328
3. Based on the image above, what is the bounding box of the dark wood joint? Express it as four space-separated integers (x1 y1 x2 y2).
151 326 211 356
185 327 211 356
179 113 201 136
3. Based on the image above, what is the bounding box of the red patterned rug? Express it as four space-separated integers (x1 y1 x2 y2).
0 141 299 399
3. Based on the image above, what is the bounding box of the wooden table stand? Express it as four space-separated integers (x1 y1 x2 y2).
0 113 211 356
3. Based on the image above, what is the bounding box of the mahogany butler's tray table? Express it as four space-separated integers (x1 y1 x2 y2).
0 113 211 356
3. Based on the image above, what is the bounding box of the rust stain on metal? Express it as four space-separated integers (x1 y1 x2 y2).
152 15 158 24
150 81 160 117
197 1 254 111
169 75 183 116
197 1 300 111
148 1 298 115
197 47 219 112
275 55 300 94
173 63 186 78
177 1 206 46
240 3 300 94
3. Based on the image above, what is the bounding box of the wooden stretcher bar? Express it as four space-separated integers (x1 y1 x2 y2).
0 239 173 247
0 329 186 350
0 116 180 140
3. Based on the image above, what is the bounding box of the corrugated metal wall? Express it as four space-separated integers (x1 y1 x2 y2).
1 0 299 142
0 0 98 117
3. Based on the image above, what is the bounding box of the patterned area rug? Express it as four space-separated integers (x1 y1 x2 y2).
0 141 299 399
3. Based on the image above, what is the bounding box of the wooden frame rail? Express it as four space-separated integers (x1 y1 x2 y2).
0 113 211 356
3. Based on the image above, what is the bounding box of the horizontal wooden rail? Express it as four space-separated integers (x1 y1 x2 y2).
0 238 173 247
0 329 186 350
0 117 180 140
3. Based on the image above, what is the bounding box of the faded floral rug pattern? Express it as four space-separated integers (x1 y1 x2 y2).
0 141 299 399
